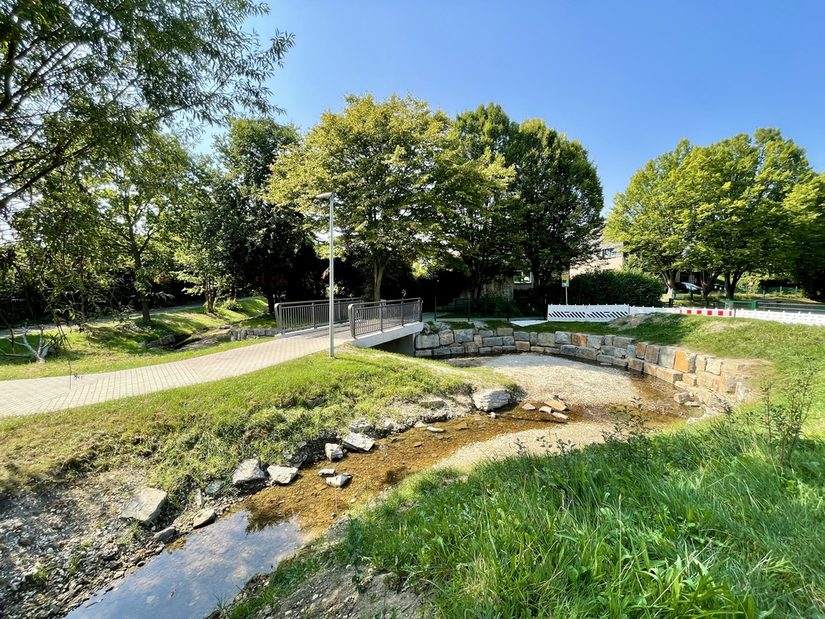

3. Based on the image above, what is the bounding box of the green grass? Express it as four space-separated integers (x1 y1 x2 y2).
0 347 471 501
0 298 272 380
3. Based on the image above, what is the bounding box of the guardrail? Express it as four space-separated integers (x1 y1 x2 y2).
274 297 360 335
349 298 423 339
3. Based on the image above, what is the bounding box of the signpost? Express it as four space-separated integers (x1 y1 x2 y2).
561 268 570 305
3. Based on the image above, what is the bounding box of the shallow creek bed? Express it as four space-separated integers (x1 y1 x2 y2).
5 353 689 619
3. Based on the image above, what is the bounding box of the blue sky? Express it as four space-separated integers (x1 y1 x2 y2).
244 0 824 210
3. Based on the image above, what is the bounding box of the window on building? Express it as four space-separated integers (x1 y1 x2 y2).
601 247 618 259
513 271 533 285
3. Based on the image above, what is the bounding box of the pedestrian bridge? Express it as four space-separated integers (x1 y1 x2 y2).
275 297 425 352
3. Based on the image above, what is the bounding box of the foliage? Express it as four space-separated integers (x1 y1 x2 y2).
0 0 293 214
784 172 825 300
756 365 816 466
267 94 453 301
510 119 604 292
568 269 664 306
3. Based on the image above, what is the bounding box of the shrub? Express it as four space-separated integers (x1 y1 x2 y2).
569 269 663 306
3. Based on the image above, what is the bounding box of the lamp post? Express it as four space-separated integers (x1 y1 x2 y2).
315 191 335 357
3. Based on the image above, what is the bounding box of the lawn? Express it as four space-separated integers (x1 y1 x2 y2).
0 298 276 380
231 316 825 618
0 347 474 501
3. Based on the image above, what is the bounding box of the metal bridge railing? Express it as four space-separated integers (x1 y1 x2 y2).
274 297 360 335
349 298 423 339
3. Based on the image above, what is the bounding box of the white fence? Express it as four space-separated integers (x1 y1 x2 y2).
547 304 825 327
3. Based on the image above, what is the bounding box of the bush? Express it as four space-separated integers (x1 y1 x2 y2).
569 269 663 306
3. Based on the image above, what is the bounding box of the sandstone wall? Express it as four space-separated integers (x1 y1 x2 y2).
415 327 758 407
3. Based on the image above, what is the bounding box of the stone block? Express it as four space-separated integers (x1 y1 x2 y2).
673 350 696 373
450 345 465 355
537 332 555 346
529 332 538 345
600 345 616 357
479 346 492 355
587 335 604 349
473 335 483 345
636 342 647 359
673 392 692 404
644 344 660 364
695 355 709 372
483 336 504 346
496 327 514 336
736 382 753 403
454 328 475 343
627 358 645 372
680 373 698 386
572 333 588 347
696 371 721 390
439 330 455 346
643 361 657 376
502 345 517 353
576 347 598 361
614 336 636 348
705 357 722 375
658 346 677 369
674 380 696 392
415 349 433 357
415 333 440 349
515 341 530 352
554 331 572 344
530 346 546 353
596 354 613 364
502 336 516 346
478 329 493 337
433 346 452 357
603 335 614 346
492 346 504 354
627 344 637 359
465 342 479 354
611 357 629 369
560 344 577 356
720 372 739 394
514 331 530 341
543 347 560 355
652 366 683 384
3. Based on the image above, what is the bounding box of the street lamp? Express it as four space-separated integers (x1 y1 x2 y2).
315 191 335 357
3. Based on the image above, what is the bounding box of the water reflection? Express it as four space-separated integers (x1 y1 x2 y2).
67 512 307 619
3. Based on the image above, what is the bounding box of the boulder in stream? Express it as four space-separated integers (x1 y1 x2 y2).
152 526 177 544
325 474 352 489
267 465 299 485
472 388 511 411
342 432 375 453
192 508 216 529
231 458 266 487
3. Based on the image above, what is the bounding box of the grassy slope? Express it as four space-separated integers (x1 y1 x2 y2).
0 347 474 501
235 316 825 618
0 298 276 380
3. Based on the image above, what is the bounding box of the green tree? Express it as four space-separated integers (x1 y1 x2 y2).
511 119 604 293
785 172 825 299
213 118 317 314
437 104 517 300
607 140 693 297
679 130 810 300
0 0 293 215
267 94 450 301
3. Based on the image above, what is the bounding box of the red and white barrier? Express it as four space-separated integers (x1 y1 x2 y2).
677 308 734 317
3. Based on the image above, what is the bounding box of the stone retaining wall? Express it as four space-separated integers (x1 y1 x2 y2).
415 327 759 407
229 327 278 341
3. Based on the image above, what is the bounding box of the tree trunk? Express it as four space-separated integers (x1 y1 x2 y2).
140 297 151 324
373 261 386 302
662 270 678 300
130 241 151 324
265 290 275 315
724 271 743 300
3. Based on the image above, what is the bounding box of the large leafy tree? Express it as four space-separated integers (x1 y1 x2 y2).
0 0 293 215
438 103 517 300
267 94 450 301
510 119 604 293
607 140 693 297
679 129 810 300
213 118 319 314
785 172 825 300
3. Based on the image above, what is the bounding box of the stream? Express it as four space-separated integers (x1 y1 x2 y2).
66 353 686 619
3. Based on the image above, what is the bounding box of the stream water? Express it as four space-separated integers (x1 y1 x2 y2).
65 354 685 619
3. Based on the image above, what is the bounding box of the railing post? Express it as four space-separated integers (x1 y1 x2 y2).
348 303 356 339
274 303 282 335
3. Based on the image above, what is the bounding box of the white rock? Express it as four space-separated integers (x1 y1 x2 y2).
673 392 692 404
152 526 177 544
419 397 447 409
325 474 352 489
472 388 511 411
120 488 167 525
342 432 375 452
232 458 266 486
522 403 537 411
318 468 336 477
192 508 216 529
550 412 569 423
267 465 299 485
426 426 445 433
543 399 568 412
324 443 344 461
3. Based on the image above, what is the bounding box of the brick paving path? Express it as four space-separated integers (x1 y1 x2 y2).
0 328 354 418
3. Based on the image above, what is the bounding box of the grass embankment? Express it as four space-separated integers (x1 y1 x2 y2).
0 347 477 501
0 298 275 380
234 316 825 618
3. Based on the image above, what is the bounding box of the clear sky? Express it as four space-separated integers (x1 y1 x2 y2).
245 0 824 210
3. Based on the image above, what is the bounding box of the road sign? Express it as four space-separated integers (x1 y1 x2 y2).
561 270 570 288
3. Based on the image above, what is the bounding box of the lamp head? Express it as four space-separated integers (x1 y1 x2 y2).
314 192 334 200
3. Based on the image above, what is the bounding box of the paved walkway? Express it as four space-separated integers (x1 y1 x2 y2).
1 328 355 418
